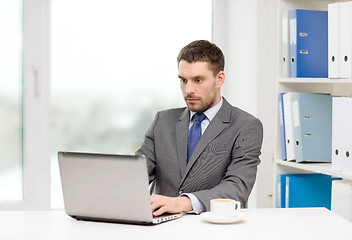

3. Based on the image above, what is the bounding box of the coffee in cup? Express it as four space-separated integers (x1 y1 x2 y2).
210 199 241 218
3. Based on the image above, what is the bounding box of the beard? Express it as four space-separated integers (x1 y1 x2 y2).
184 92 218 113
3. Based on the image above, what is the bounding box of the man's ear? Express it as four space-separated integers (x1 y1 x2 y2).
216 71 225 88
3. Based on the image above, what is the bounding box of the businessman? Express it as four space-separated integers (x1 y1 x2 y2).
136 40 263 216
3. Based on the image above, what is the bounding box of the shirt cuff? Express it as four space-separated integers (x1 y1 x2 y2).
180 193 205 214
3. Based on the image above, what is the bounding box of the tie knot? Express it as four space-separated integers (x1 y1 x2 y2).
194 113 206 123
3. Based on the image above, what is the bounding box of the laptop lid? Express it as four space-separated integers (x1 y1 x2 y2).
58 152 168 225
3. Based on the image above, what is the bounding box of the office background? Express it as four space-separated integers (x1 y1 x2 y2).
0 0 277 210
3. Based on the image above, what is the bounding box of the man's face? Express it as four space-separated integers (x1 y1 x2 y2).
178 60 225 113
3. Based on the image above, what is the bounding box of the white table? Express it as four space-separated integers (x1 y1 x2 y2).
1 208 351 240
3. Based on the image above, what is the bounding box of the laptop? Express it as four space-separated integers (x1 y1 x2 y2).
58 151 182 225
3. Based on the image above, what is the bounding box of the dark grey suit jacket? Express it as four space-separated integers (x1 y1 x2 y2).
136 98 263 211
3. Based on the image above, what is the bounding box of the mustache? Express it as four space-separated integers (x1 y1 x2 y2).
185 95 200 100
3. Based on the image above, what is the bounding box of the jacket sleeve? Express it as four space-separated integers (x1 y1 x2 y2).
136 112 160 184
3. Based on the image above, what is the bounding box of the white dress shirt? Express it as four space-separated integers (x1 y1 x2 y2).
181 97 223 214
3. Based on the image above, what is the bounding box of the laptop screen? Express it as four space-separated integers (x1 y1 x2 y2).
58 152 154 224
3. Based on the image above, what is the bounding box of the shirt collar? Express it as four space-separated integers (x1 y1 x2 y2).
189 97 223 122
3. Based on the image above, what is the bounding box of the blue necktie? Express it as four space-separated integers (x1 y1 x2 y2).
187 113 206 163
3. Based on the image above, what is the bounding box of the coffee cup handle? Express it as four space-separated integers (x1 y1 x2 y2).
234 201 241 211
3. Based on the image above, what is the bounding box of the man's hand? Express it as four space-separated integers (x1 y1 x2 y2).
150 194 192 217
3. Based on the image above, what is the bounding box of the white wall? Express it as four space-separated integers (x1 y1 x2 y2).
213 0 277 208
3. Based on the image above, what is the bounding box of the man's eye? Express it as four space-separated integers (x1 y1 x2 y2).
196 79 202 83
180 79 187 83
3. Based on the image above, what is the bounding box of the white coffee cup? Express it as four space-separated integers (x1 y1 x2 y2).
210 199 241 218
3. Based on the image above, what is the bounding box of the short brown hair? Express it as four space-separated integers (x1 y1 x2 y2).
177 40 225 76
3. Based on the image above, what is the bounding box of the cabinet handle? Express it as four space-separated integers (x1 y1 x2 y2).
33 64 41 96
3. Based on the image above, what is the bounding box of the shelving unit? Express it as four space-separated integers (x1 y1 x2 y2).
274 0 352 207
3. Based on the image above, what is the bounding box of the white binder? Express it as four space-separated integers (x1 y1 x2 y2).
332 97 344 171
281 10 289 78
341 97 352 175
328 3 339 78
339 2 352 78
282 92 295 161
333 97 352 174
331 180 352 222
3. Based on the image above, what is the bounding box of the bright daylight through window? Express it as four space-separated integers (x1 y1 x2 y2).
0 0 23 202
51 0 212 208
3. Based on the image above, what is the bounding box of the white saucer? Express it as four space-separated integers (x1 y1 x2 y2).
200 211 244 224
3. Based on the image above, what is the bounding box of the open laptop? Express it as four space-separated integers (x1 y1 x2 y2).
58 151 182 225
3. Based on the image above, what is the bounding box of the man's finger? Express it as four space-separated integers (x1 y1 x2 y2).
151 200 163 212
153 206 167 217
150 195 163 211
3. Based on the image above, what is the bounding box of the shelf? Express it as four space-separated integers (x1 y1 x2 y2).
279 78 352 84
276 159 352 181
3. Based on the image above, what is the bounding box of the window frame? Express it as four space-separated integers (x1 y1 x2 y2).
0 0 51 210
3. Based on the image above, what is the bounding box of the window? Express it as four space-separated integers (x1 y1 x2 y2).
51 0 212 208
0 0 23 202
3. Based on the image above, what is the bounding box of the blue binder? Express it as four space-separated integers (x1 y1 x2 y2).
277 174 341 210
289 9 328 77
279 93 287 160
290 92 332 162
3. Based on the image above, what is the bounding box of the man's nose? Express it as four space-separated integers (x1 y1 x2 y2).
186 82 195 94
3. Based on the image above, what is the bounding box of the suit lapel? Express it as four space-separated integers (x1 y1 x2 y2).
176 108 190 177
179 99 232 187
